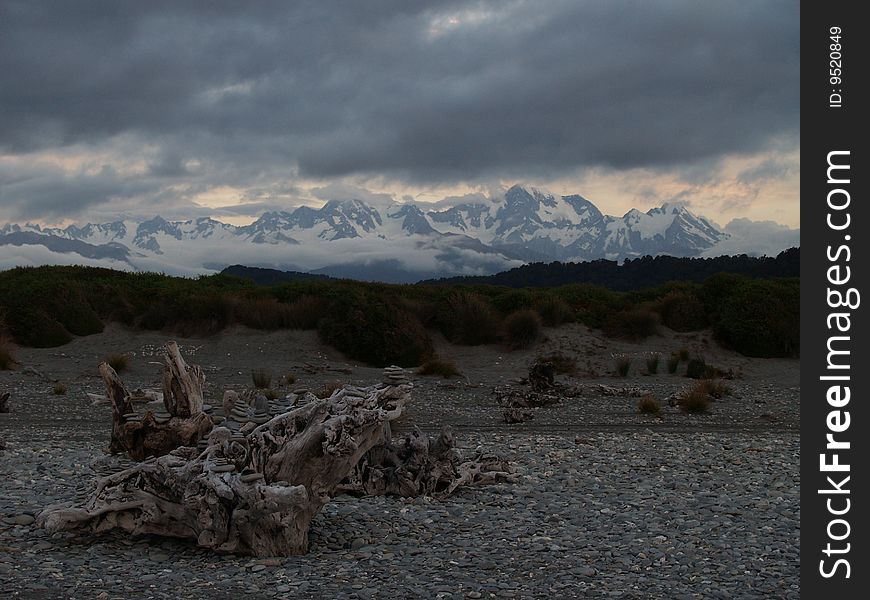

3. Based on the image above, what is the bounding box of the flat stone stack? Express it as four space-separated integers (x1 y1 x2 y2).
382 366 410 387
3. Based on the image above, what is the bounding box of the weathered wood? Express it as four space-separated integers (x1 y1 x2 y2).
104 342 213 460
39 377 413 556
0 391 10 413
162 341 204 417
340 426 515 498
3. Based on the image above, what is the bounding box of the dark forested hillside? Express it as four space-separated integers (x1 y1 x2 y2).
423 248 799 291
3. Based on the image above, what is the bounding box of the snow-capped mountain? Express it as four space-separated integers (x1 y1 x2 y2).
0 184 787 282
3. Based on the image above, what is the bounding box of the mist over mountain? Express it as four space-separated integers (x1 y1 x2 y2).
0 185 798 282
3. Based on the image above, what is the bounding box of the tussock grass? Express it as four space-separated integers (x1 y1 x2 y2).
251 368 273 389
418 357 461 378
614 355 631 377
638 394 661 415
105 353 130 373
52 382 67 395
504 309 542 350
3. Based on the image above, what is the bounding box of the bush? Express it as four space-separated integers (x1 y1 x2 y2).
6 307 73 347
536 352 577 375
645 353 660 375
234 297 295 330
614 355 631 377
318 294 433 367
657 290 707 332
285 295 328 330
676 347 690 361
105 353 130 373
263 388 280 400
285 373 297 385
711 279 799 357
504 309 543 350
437 292 500 346
418 357 461 378
638 394 661 415
52 382 67 395
604 308 659 340
251 368 273 389
535 295 575 326
666 354 680 374
0 337 16 370
685 358 724 380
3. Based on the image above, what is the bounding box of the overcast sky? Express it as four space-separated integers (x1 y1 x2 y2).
0 1 799 228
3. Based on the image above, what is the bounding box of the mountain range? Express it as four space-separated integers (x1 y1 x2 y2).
0 185 798 282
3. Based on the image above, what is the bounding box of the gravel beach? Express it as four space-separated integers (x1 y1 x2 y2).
0 325 800 599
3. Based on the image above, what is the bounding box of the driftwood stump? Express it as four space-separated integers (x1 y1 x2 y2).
39 379 412 556
0 391 9 413
105 342 213 460
340 426 514 498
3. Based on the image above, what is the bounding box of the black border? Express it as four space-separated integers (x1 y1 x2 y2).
801 3 868 595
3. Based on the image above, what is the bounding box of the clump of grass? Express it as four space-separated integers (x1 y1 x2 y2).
696 378 731 399
604 308 659 340
645 353 661 375
666 354 681 374
685 358 725 379
316 381 343 399
638 394 661 415
614 355 631 377
676 347 690 361
251 368 272 389
418 357 461 378
504 309 543 350
105 353 130 373
679 387 712 414
263 388 281 400
285 373 297 385
536 352 577 375
0 336 16 370
52 382 67 395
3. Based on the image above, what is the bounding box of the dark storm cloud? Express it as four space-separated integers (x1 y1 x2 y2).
0 0 798 216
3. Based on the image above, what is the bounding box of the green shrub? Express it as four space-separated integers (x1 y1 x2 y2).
285 373 297 385
418 357 461 378
657 290 707 332
235 297 295 330
263 388 280 400
105 353 130 373
666 354 680 374
504 309 543 350
638 394 661 415
52 382 67 395
285 295 328 330
685 358 724 380
711 278 799 357
437 292 500 346
535 295 575 326
645 353 660 375
251 368 273 389
318 294 433 367
604 308 659 340
614 355 631 377
491 289 535 314
5 307 73 347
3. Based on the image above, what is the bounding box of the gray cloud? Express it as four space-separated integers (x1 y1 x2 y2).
0 0 798 220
